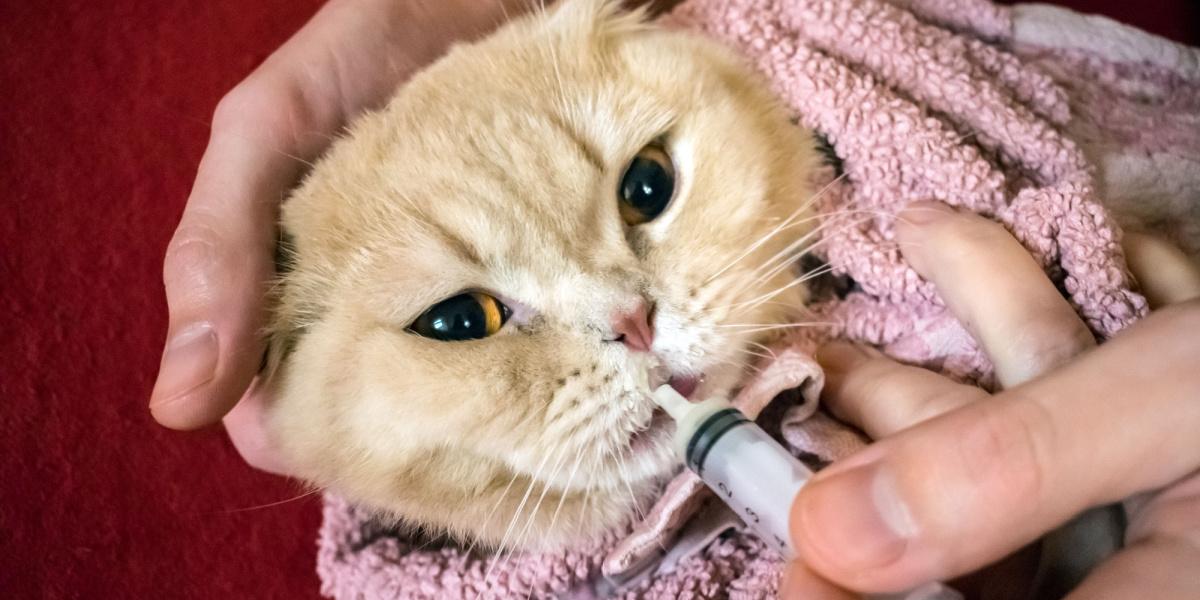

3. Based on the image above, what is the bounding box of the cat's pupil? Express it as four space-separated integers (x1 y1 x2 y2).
430 295 485 340
410 293 508 342
618 145 675 225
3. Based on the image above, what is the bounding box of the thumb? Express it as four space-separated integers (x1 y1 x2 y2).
789 303 1200 593
149 122 286 430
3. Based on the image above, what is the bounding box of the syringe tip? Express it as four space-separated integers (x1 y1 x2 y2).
651 384 691 420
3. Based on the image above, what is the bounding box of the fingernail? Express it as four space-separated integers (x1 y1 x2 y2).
899 201 955 226
815 341 869 375
150 323 218 406
795 459 916 571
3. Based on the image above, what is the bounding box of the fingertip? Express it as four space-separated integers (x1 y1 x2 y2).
894 201 961 274
150 323 218 404
1122 232 1200 309
154 218 272 430
792 461 913 585
223 380 293 476
149 322 260 430
150 381 239 430
815 341 872 378
895 201 959 238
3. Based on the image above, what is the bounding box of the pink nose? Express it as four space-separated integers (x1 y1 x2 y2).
610 301 655 353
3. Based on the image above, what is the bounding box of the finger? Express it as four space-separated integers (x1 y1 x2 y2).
816 342 987 439
780 560 859 600
1069 470 1200 598
897 202 1095 388
149 101 301 431
148 0 359 429
1067 537 1200 599
1122 231 1200 309
148 0 527 432
223 376 293 476
791 301 1200 593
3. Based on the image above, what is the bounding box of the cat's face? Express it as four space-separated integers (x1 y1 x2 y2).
266 0 816 550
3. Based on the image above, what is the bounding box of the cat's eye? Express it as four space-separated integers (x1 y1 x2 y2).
618 143 676 225
409 292 511 341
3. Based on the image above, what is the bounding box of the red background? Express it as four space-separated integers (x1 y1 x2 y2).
1 1 1195 598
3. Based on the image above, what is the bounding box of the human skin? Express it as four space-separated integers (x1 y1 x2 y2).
149 0 530 473
782 202 1200 599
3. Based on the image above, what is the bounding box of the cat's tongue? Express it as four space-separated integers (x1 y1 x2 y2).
666 375 700 399
601 345 825 587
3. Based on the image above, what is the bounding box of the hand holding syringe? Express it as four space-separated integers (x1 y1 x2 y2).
650 384 961 600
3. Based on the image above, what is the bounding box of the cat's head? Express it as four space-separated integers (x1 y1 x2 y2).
265 0 816 550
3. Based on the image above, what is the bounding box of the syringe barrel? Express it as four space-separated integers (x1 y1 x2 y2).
684 407 813 559
681 409 964 600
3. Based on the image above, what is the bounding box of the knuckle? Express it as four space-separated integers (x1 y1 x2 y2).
162 219 228 303
212 84 259 133
166 219 221 270
910 385 977 424
211 78 294 135
1013 316 1094 374
955 399 1054 507
848 357 910 403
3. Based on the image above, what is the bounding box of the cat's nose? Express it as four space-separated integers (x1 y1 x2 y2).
609 301 655 353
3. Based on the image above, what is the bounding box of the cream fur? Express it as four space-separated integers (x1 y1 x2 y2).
265 0 818 551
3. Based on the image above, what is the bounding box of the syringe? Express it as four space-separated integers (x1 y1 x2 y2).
651 384 962 600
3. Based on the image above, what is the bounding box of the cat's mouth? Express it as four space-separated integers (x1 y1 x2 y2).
628 408 671 453
648 361 703 400
627 373 703 453
666 375 700 399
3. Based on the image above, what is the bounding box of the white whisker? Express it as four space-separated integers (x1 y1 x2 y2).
703 170 850 284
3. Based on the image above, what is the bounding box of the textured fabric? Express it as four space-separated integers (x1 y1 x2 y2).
314 1 1200 598
0 1 1194 600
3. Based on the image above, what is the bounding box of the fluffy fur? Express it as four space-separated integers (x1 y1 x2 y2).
265 0 817 551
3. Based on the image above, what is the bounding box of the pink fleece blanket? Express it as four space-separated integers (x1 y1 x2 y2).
315 1 1199 597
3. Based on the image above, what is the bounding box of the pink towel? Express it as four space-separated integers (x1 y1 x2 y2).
316 1 1199 597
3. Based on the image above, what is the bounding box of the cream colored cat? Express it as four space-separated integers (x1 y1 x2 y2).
265 0 817 551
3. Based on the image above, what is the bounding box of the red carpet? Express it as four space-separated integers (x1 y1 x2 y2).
1 1 1194 598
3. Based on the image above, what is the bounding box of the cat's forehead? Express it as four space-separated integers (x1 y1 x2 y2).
282 2 761 315
340 30 685 260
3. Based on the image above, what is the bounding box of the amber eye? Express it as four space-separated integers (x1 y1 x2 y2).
618 143 676 225
409 292 510 341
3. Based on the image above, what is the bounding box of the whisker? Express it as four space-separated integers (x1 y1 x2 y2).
721 322 836 335
721 264 834 316
611 448 647 525
742 214 873 290
703 170 851 284
746 340 778 360
545 447 586 539
474 441 560 596
717 320 837 329
526 448 586 600
574 447 602 540
483 440 572 598
461 467 524 558
214 486 323 514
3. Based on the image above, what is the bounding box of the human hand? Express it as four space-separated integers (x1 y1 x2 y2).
781 202 1200 598
148 0 526 473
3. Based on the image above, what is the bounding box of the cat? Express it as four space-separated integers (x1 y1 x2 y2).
264 0 818 552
